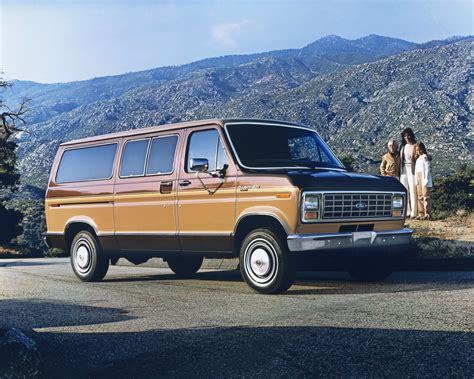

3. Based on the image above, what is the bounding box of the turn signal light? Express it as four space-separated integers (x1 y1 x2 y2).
304 211 318 220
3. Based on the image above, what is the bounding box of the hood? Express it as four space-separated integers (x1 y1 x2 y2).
286 169 406 192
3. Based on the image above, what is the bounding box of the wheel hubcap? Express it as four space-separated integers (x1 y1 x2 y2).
244 238 278 286
73 238 93 275
76 246 90 269
250 248 271 276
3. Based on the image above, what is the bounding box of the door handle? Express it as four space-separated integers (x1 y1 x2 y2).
160 181 173 194
179 180 191 187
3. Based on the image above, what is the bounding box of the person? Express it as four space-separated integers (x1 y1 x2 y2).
399 127 418 218
414 142 433 220
380 140 401 177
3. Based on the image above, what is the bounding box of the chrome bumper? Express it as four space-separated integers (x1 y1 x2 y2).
287 229 413 252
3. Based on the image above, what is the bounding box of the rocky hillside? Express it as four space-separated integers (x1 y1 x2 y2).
14 38 472 190
4 34 417 121
3 35 471 191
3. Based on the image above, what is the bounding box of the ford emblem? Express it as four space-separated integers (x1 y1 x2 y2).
355 202 367 210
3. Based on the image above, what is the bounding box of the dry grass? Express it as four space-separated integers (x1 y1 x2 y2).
407 213 473 258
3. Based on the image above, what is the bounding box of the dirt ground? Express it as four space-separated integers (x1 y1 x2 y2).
407 213 473 258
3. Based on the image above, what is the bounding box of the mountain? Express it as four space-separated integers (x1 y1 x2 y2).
4 34 473 251
4 34 420 124
7 35 474 190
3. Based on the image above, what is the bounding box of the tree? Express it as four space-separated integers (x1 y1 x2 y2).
0 75 29 244
340 155 355 172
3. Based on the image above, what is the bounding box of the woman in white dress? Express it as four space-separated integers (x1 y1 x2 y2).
399 127 418 219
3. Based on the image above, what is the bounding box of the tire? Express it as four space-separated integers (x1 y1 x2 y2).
167 255 203 278
348 256 394 282
70 230 109 282
239 228 295 294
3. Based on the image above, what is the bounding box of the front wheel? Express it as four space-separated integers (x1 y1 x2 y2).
167 255 203 278
70 230 109 282
348 256 394 282
239 228 295 294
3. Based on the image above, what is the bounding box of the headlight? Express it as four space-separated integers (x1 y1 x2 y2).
392 195 403 209
304 194 319 210
302 193 320 222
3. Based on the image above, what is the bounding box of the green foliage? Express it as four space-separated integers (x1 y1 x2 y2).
431 165 473 217
0 77 24 244
0 139 19 192
0 203 23 244
340 155 355 172
9 198 45 249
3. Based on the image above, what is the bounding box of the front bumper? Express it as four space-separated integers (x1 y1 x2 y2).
287 228 413 252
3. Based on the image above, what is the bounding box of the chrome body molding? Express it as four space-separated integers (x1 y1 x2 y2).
287 228 413 252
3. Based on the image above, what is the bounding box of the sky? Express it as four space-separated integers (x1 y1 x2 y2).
1 0 472 83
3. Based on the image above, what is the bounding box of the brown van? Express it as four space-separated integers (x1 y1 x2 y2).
44 119 412 294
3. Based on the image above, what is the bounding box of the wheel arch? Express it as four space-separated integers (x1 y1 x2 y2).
233 214 289 256
64 219 99 254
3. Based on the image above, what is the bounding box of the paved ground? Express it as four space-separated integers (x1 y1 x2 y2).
0 258 473 378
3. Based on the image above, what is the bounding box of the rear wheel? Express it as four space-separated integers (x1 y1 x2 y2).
70 230 109 282
167 255 203 278
239 228 295 294
348 256 393 282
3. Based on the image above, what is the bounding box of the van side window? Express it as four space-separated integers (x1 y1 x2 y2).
120 139 149 178
56 143 117 183
146 135 178 175
186 129 227 172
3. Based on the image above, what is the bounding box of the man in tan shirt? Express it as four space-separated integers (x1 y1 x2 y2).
380 140 401 177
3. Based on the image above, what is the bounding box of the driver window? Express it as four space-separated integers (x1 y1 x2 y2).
186 129 227 172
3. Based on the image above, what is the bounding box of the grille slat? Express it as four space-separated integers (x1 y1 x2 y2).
323 193 392 219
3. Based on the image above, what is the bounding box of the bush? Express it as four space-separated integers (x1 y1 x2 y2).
0 204 23 244
431 166 473 217
340 155 355 172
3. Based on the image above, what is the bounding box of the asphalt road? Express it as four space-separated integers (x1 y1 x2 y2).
0 258 473 378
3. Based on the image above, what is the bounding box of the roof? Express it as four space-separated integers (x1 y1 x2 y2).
60 118 310 146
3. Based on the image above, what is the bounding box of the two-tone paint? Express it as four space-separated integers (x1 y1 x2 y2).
45 118 410 259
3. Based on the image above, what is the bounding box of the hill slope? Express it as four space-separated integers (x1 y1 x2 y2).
15 39 473 189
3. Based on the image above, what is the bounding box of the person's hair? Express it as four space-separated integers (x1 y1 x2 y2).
387 140 398 154
415 142 428 159
401 127 416 146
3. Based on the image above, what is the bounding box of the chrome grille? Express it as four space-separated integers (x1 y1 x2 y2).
322 193 392 219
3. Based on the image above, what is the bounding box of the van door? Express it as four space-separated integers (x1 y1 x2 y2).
177 126 237 253
114 132 181 251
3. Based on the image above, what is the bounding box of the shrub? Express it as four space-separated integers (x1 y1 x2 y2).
0 204 23 244
431 165 473 217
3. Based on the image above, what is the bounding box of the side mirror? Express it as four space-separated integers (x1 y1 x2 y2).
217 163 229 178
190 158 209 172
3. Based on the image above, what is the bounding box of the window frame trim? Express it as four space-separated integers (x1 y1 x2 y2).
55 142 118 184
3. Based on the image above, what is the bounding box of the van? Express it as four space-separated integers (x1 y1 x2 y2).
44 119 412 294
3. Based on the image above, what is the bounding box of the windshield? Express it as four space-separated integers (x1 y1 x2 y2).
225 123 344 170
